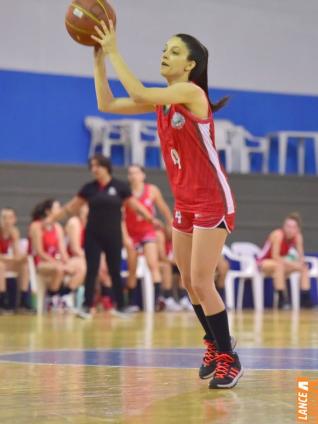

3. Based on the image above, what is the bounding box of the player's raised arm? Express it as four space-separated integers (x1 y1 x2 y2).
92 21 203 108
93 41 155 114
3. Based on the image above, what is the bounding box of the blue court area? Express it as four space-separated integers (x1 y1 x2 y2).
0 347 317 371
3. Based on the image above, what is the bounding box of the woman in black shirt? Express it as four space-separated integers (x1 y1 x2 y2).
53 154 156 318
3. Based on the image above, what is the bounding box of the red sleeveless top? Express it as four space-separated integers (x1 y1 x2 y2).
258 229 297 261
156 101 235 229
125 184 156 238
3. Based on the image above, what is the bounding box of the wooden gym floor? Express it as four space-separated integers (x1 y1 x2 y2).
0 310 317 423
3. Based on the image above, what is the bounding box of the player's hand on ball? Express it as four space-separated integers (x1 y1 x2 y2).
91 20 117 55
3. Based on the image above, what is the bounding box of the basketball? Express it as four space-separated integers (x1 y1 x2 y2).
65 0 116 46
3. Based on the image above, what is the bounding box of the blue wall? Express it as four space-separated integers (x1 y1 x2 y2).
1 69 318 165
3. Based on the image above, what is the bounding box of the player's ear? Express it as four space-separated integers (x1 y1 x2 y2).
185 60 196 72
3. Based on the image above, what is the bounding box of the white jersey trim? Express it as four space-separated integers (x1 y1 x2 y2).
198 123 235 214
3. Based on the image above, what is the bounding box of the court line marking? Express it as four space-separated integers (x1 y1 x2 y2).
0 360 316 372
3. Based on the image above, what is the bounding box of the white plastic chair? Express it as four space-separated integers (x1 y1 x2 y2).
214 120 236 173
290 256 318 310
268 131 318 175
222 245 264 311
121 249 154 312
101 120 131 165
28 255 46 315
234 127 269 174
231 241 302 310
130 120 164 168
84 116 107 157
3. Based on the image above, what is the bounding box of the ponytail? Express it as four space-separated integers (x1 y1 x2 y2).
175 33 229 113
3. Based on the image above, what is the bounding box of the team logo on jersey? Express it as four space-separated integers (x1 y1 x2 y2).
108 187 117 196
171 112 186 129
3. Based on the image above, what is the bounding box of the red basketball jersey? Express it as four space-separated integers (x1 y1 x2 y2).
258 229 297 261
0 232 12 254
156 102 236 224
125 184 155 238
30 223 60 265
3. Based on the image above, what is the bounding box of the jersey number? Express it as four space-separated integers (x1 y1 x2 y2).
171 149 181 169
175 210 182 224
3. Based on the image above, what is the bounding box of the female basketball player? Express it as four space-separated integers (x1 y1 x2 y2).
124 164 173 311
91 22 242 389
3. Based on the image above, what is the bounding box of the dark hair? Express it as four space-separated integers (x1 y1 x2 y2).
31 199 55 221
175 33 229 113
89 154 112 175
129 164 145 173
285 212 302 229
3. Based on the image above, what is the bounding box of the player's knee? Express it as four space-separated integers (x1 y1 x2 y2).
191 282 206 301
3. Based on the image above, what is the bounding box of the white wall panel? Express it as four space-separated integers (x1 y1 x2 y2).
0 0 317 94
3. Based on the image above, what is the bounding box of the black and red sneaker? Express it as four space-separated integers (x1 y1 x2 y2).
199 336 237 380
209 352 243 389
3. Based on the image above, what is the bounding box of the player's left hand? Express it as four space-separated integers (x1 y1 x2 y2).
91 20 117 55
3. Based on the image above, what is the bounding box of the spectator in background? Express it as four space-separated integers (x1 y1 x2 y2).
51 155 155 319
0 207 30 312
124 164 173 311
257 212 312 309
29 199 85 309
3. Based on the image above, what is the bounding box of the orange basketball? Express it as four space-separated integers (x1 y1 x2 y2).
65 0 116 47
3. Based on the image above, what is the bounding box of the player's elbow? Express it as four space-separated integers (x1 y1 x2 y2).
131 88 148 104
98 103 110 113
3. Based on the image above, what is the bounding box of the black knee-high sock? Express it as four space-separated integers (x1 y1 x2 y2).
127 287 137 305
154 282 161 304
163 289 173 299
192 304 215 341
205 310 232 352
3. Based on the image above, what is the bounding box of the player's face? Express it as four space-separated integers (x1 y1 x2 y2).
90 159 108 180
128 166 145 184
50 201 61 217
0 209 16 229
160 36 194 79
283 218 299 239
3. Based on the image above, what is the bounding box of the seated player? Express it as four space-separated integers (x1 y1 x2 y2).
257 212 312 309
0 207 30 312
124 165 173 311
29 199 85 310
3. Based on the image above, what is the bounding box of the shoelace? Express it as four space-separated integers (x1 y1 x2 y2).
214 353 236 378
203 340 217 366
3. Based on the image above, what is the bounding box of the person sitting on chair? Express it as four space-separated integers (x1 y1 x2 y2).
0 207 30 312
257 212 312 309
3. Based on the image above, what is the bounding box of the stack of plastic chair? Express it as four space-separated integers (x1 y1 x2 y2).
101 120 131 166
84 116 107 157
130 120 164 168
233 127 269 173
267 131 318 175
214 120 236 172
